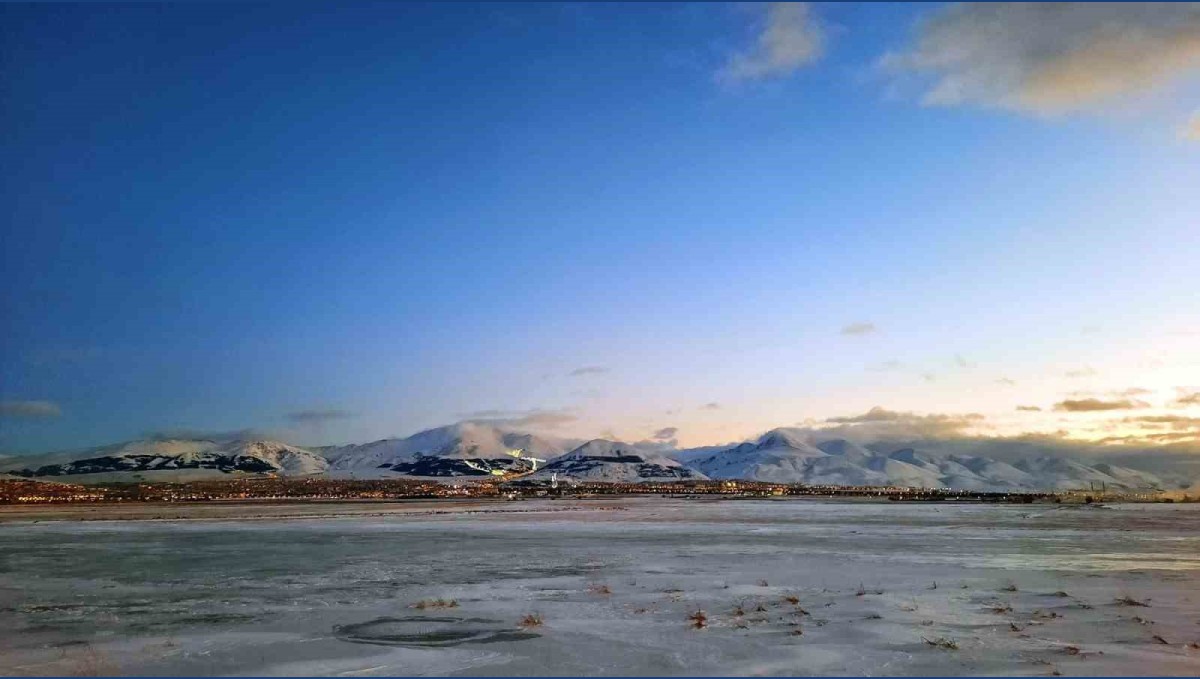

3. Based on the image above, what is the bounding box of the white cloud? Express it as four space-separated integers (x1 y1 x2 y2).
652 426 679 441
717 2 825 83
569 366 609 377
462 408 578 430
883 3 1200 128
1183 111 1200 140
840 322 877 336
286 409 356 424
822 406 986 440
145 427 283 442
1065 365 1098 378
0 400 62 419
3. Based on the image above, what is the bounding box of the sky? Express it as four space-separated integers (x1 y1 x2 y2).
2 2 1199 456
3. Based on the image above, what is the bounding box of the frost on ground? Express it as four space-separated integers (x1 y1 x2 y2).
1 499 1199 676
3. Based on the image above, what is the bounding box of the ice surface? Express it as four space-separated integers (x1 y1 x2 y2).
1 499 1199 676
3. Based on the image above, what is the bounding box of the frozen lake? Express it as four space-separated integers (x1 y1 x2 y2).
2 498 1199 676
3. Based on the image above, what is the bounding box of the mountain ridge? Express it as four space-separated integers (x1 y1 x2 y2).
0 424 1189 491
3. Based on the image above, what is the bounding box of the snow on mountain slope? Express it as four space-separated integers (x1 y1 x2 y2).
0 439 328 482
1089 463 1169 489
322 422 574 478
530 440 707 482
693 429 829 482
689 431 1172 491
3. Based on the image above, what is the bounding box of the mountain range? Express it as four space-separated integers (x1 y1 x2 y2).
0 423 1189 492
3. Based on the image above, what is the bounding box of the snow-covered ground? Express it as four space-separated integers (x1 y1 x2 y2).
1 499 1199 676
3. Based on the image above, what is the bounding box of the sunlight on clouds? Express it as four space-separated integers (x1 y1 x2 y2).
717 2 824 83
884 3 1200 132
1183 111 1200 140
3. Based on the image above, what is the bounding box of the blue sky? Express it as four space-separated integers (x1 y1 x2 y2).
3 2 1199 453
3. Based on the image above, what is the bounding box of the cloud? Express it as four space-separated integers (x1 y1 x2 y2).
922 372 937 383
1064 366 1098 378
1183 111 1200 140
867 359 902 372
1016 405 1043 412
717 2 825 83
144 427 282 442
1173 390 1200 407
822 406 986 440
286 409 356 424
1122 415 1200 430
569 366 609 377
0 400 62 419
628 438 680 453
996 377 1017 386
463 408 578 430
651 427 679 441
883 3 1200 124
1053 398 1150 412
701 402 722 410
954 354 975 369
840 322 877 336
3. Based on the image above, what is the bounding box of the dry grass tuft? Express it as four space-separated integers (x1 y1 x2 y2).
519 613 543 628
1115 595 1150 607
855 583 883 596
1001 582 1019 592
1063 645 1081 656
1152 634 1169 645
989 603 1014 614
588 583 612 596
755 602 768 613
783 594 800 605
1010 622 1024 632
412 598 458 610
923 636 958 650
688 609 708 629
757 579 770 587
1053 591 1070 598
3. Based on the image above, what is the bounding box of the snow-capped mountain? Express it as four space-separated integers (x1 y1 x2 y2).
530 439 707 483
3 422 1186 490
322 422 575 478
688 428 1172 491
0 439 328 482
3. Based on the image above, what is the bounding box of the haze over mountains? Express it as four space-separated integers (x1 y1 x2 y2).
0 422 1191 492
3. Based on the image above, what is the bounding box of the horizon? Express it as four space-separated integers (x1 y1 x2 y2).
3 2 1199 459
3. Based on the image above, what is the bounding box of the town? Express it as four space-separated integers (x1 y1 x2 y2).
1 476 1189 506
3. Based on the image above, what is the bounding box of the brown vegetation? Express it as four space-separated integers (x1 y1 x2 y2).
412 598 458 610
